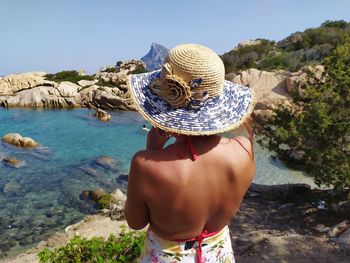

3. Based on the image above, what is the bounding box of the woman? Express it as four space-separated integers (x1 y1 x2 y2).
126 44 255 262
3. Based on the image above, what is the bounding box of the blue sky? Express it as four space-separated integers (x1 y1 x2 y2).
0 0 349 75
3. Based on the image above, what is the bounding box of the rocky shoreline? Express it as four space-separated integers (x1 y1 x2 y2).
0 58 326 128
2 183 349 263
0 60 145 111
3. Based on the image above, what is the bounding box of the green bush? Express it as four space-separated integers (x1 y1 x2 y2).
257 51 304 72
222 20 350 73
98 194 115 210
103 67 120 73
95 80 115 88
45 70 95 83
257 38 350 190
130 66 148 74
221 39 275 72
37 227 145 263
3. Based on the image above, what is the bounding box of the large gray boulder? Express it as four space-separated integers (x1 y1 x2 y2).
232 68 292 110
56 81 80 98
96 60 146 87
0 72 53 95
79 85 100 107
286 65 326 98
229 68 291 124
92 88 133 110
2 86 81 108
229 65 325 124
79 85 135 110
77 79 98 88
109 188 127 220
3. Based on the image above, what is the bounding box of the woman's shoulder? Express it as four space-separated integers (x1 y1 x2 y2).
230 136 254 160
130 149 173 174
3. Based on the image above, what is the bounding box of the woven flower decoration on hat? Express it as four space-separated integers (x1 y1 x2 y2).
127 44 255 135
150 63 192 108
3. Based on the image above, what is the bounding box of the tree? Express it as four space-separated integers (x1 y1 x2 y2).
257 38 350 190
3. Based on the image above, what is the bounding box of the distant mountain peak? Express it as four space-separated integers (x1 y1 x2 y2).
141 43 169 71
151 42 164 49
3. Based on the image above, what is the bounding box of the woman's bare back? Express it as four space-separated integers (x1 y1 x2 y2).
125 134 255 240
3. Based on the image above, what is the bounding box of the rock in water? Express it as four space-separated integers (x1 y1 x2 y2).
94 108 111 122
21 136 39 147
3 181 21 194
141 42 169 71
2 133 38 148
2 133 23 146
95 156 119 170
80 188 107 202
2 157 25 168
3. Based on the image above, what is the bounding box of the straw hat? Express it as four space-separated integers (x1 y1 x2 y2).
127 44 255 135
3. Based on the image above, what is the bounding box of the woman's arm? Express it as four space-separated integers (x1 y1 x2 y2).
125 153 150 230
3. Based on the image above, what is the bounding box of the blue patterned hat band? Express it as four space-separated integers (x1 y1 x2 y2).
127 44 255 135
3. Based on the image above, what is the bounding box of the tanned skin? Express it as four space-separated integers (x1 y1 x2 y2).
125 127 255 240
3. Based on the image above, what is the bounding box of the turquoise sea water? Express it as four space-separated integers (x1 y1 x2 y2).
0 108 314 259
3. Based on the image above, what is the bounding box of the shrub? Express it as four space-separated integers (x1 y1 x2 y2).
257 38 350 190
45 70 95 83
130 66 148 74
221 39 275 72
37 227 145 263
97 193 115 210
95 80 115 88
222 20 350 73
103 67 120 73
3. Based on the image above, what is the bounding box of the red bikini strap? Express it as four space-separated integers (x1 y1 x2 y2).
233 138 253 160
174 229 221 263
244 122 254 160
195 229 220 263
187 137 198 161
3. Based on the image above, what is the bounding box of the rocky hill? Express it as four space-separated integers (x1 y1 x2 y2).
221 20 350 73
141 42 169 71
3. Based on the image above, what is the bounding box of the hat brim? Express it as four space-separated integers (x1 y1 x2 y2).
127 70 255 135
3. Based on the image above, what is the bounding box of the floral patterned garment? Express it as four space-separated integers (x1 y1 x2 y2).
138 226 235 263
